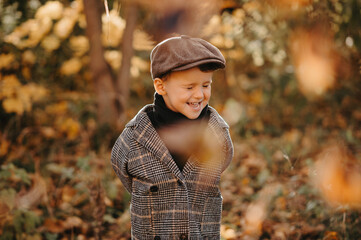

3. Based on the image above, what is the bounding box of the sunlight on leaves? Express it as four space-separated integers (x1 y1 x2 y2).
133 30 155 51
35 1 64 20
69 36 89 57
41 34 61 53
60 58 82 76
0 75 47 115
21 50 36 65
0 53 16 70
102 10 126 47
104 50 122 70
1 74 20 93
28 17 53 47
54 17 77 39
2 98 24 115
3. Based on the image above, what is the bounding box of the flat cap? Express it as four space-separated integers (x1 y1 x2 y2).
150 35 225 79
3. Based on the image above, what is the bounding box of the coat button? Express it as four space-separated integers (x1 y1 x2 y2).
150 185 158 192
154 236 161 240
179 234 188 240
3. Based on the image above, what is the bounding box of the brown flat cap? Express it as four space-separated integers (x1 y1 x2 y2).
150 35 225 79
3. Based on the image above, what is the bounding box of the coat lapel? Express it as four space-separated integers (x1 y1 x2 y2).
129 106 185 181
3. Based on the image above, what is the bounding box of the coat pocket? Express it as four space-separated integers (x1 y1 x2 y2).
130 193 152 236
201 196 223 237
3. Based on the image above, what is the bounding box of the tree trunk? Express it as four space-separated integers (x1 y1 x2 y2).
117 1 138 123
83 0 120 126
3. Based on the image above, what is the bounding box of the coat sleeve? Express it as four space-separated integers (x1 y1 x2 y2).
221 128 234 173
111 128 133 193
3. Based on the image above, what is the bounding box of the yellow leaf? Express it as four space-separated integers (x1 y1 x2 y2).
2 98 24 115
0 140 10 157
104 50 122 70
18 83 48 106
69 36 89 56
0 53 16 70
59 118 80 140
73 0 84 13
78 14 87 29
0 75 21 99
324 231 339 240
35 1 64 20
54 17 76 39
46 101 68 115
22 66 32 80
27 17 53 47
60 58 82 76
41 35 61 52
248 89 263 105
1 77 47 114
22 50 36 65
4 20 34 48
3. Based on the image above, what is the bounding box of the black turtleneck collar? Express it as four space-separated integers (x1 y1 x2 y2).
147 93 210 130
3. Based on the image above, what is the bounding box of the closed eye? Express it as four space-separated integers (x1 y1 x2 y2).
203 81 212 88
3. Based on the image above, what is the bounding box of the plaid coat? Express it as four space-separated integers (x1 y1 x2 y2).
111 105 233 240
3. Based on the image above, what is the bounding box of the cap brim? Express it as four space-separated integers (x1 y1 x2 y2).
171 59 225 72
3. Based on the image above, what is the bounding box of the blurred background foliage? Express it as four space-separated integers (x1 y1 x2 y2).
0 0 361 239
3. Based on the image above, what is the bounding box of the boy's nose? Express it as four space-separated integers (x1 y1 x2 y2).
193 88 204 99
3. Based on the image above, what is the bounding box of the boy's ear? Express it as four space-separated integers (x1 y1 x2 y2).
153 78 166 95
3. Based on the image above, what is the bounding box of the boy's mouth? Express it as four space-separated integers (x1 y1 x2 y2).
187 101 202 109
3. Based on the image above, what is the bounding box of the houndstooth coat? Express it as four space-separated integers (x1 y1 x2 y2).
111 105 233 240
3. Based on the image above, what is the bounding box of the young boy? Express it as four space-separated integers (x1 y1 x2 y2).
111 35 234 239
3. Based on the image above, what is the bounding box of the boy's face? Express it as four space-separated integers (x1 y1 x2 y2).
154 67 213 119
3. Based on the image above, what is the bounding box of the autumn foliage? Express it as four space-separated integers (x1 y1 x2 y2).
1 0 361 239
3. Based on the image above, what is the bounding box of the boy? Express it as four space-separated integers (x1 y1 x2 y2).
111 35 234 239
